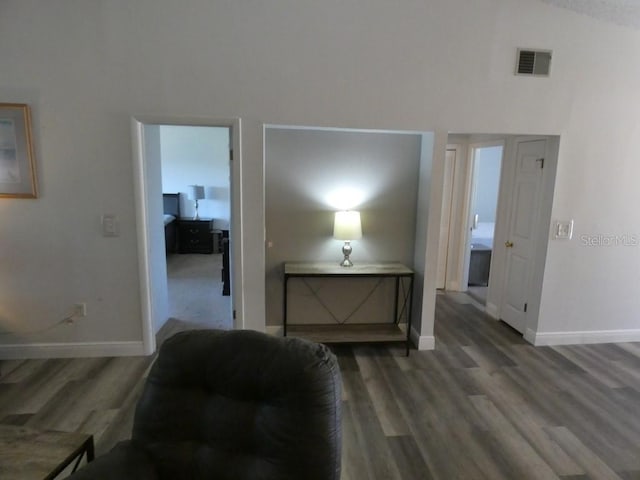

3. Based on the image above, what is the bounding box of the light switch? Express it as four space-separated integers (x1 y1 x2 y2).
102 214 120 237
554 220 573 240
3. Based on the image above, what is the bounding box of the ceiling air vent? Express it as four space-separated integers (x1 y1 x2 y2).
516 49 552 76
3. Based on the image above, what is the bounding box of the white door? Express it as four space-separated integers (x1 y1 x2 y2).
436 149 457 289
500 139 546 333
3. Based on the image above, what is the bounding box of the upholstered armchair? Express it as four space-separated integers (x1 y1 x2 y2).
68 329 342 480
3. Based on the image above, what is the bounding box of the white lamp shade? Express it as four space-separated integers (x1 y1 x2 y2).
188 185 205 200
333 211 362 240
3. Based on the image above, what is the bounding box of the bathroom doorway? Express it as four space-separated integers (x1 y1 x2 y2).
466 143 503 304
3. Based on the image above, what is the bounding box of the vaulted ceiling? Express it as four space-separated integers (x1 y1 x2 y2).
538 0 640 29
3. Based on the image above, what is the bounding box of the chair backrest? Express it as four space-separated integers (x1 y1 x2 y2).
132 329 342 480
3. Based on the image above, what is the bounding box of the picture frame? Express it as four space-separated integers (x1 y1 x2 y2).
0 103 37 198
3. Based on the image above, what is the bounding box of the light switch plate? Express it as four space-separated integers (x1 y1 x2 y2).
102 214 120 237
554 220 573 240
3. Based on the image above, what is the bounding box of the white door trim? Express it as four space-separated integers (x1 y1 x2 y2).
131 116 243 355
437 147 458 289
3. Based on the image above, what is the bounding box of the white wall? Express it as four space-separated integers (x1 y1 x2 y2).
412 133 438 349
160 126 230 228
1 0 640 356
472 146 502 225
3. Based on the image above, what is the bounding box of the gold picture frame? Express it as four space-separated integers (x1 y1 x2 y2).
0 103 37 198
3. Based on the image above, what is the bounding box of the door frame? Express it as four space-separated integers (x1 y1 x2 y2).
444 134 559 341
131 115 243 355
456 140 505 294
436 146 459 289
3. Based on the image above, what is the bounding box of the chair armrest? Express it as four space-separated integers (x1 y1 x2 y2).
66 441 158 480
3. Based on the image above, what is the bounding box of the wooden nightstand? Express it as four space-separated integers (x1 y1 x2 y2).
178 219 214 254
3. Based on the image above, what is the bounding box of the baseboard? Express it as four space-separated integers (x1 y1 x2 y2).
0 341 146 359
525 328 640 346
267 325 435 351
410 326 435 350
523 328 537 345
266 325 283 337
485 302 499 319
446 280 460 291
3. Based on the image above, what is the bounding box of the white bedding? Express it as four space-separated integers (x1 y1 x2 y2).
164 214 176 226
472 222 495 248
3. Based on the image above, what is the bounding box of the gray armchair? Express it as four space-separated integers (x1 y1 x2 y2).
68 329 342 480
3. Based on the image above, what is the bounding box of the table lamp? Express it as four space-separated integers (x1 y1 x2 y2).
333 210 362 267
188 185 205 220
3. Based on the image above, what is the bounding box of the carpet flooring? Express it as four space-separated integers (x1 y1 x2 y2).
166 253 232 330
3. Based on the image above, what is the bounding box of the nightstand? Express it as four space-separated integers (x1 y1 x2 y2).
178 219 214 254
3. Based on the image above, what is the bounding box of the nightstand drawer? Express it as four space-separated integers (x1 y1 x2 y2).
178 219 214 254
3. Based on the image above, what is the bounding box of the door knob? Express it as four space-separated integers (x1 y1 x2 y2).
505 241 514 248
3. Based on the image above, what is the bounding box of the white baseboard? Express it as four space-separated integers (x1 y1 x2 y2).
525 328 640 346
446 280 460 291
485 302 499 319
410 326 435 350
267 325 435 351
523 328 537 345
266 325 284 337
0 341 146 359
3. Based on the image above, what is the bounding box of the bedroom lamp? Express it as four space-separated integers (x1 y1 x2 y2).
333 210 362 267
188 185 205 220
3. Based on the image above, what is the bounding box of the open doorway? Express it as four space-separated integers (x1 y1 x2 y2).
439 134 559 340
466 143 503 305
158 125 232 328
131 117 242 355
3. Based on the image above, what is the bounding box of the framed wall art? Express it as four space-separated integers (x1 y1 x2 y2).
0 103 37 198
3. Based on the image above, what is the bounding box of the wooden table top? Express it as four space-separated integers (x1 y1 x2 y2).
284 262 413 276
0 424 93 480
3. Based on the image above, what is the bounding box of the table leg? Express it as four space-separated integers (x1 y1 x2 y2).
394 276 400 324
405 275 414 356
68 436 95 476
283 275 289 336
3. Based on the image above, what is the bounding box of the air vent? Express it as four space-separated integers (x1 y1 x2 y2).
516 49 552 76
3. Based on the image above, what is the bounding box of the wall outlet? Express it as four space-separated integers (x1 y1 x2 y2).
73 303 87 318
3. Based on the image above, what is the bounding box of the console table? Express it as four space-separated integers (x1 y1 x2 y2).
283 262 414 355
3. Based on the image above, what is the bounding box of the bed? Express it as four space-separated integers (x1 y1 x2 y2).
163 193 180 254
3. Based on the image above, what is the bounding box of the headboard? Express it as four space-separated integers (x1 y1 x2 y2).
163 193 181 218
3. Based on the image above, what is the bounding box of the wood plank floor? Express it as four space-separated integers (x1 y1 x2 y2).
1 293 639 479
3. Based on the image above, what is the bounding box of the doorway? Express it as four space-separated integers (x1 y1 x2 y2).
466 143 503 305
158 125 232 328
131 116 242 355
441 134 559 340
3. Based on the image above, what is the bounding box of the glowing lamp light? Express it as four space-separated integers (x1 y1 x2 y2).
325 188 365 210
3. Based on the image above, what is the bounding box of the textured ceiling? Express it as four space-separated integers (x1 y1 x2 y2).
538 0 640 29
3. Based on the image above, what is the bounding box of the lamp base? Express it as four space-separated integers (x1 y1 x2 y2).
340 258 354 267
340 241 354 267
193 200 200 220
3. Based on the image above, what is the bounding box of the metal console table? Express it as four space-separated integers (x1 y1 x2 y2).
283 262 414 355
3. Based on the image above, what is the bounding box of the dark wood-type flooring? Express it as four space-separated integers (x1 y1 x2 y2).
1 293 639 479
